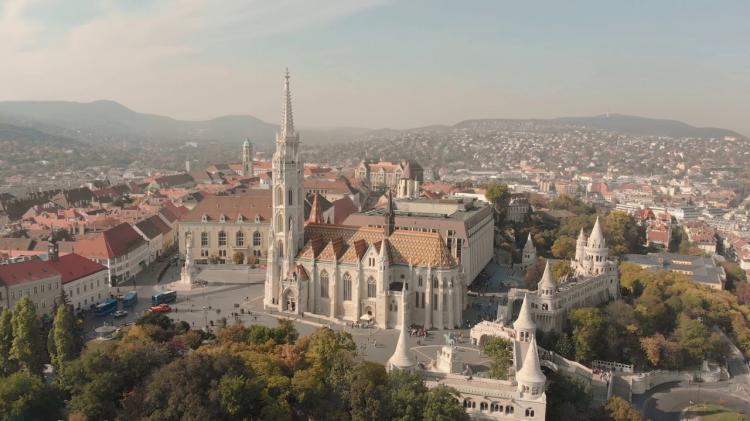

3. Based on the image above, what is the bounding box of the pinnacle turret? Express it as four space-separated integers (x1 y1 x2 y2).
587 216 605 248
281 68 295 139
538 260 555 292
516 335 546 392
387 284 416 371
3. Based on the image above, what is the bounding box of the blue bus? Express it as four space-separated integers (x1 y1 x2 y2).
122 291 138 308
94 298 118 317
151 290 177 305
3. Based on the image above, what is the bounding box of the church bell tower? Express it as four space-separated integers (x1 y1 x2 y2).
264 70 305 310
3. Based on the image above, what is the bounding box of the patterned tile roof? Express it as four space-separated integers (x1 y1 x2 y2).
297 223 456 269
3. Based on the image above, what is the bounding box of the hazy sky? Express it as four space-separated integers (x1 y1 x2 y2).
1 0 748 134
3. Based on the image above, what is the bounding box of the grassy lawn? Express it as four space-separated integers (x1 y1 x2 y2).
685 404 749 421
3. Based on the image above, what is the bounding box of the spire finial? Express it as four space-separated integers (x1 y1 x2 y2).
281 68 294 138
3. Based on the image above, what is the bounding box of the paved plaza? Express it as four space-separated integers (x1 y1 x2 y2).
84 263 489 366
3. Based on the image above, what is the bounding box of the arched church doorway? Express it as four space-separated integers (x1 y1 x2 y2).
283 289 296 313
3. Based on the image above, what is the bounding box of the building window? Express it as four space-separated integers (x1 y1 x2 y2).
421 292 426 308
236 231 245 247
275 187 283 205
432 276 438 289
218 231 227 247
525 408 535 417
456 240 462 261
276 214 284 233
201 232 209 247
443 294 447 311
343 273 352 301
253 231 261 247
34 286 37 295
367 276 376 298
288 189 293 206
433 294 438 310
320 270 329 298
219 249 227 258
415 292 420 308
201 249 209 257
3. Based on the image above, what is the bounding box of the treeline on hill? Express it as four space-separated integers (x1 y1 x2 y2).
535 264 750 370
0 296 469 421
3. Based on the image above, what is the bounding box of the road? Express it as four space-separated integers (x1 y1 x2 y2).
637 381 750 421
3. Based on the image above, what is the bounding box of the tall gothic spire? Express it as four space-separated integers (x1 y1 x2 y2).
281 68 295 139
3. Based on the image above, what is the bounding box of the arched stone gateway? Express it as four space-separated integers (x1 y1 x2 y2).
282 288 296 313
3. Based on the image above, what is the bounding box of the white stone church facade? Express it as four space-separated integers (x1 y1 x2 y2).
263 72 464 329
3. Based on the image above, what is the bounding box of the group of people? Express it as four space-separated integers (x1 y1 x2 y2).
409 327 430 338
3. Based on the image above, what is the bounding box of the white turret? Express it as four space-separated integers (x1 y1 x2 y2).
516 336 546 396
387 285 416 372
537 260 555 296
587 217 605 249
521 233 537 271
584 217 609 275
575 228 586 263
513 294 536 342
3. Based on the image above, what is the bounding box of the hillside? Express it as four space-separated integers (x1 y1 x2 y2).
554 114 744 139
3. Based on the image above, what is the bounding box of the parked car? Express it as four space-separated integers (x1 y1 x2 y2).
113 310 128 318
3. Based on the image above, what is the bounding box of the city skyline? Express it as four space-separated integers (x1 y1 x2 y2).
1 0 748 134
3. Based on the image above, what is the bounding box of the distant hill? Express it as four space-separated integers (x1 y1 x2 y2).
0 100 375 146
554 114 744 139
0 100 278 145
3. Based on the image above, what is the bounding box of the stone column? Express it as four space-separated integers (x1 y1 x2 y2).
330 268 338 319
447 286 454 329
435 276 444 329
425 269 433 328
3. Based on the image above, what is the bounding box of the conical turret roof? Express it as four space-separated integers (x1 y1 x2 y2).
587 216 605 248
578 227 586 242
516 336 546 384
538 260 555 291
513 294 536 331
523 233 535 251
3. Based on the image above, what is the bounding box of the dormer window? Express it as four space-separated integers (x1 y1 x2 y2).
201 214 208 222
219 214 226 223
237 214 244 223
255 214 261 223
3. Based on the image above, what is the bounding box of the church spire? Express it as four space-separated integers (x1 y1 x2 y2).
281 68 295 139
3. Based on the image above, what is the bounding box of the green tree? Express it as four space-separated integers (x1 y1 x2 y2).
569 307 607 363
552 260 574 281
0 370 64 420
10 297 45 375
423 385 469 421
349 361 388 421
218 374 266 420
483 336 512 379
604 396 646 421
485 182 509 205
52 304 78 370
552 235 577 259
0 309 15 376
386 370 428 421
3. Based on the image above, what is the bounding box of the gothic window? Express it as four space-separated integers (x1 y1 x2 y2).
421 292 426 308
320 271 329 298
433 294 438 310
432 276 438 289
343 273 352 301
288 189 293 206
367 276 376 298
415 292 420 308
418 276 423 287
276 214 283 233
235 231 245 247
456 240 462 261
201 232 209 247
218 231 227 247
275 187 283 205
278 240 284 258
253 231 261 247
525 408 535 417
480 402 488 411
